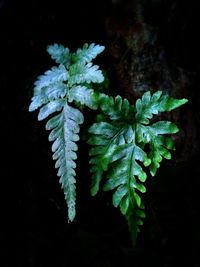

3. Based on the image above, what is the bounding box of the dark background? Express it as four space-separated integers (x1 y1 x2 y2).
1 0 200 266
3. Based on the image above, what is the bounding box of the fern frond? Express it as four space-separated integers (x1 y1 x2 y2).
134 91 188 176
72 43 105 64
31 90 84 221
68 62 104 86
88 90 188 242
29 91 49 112
47 44 71 68
135 91 188 124
38 99 65 121
29 64 68 112
87 95 149 234
97 94 134 121
87 122 123 195
104 143 149 205
29 42 106 222
136 121 178 176
46 103 84 221
68 85 98 110
88 121 150 238
34 64 68 94
125 204 146 245
29 83 68 112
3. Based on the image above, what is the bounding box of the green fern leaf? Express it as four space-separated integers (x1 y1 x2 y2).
148 121 179 135
47 44 71 68
88 121 149 238
46 103 84 221
87 122 122 195
88 90 188 242
105 143 149 200
136 121 178 176
135 91 188 124
125 204 146 245
72 43 105 64
97 94 134 121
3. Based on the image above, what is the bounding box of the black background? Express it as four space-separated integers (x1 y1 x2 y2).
1 0 200 266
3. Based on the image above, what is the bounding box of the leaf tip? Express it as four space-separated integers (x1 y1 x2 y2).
144 158 151 167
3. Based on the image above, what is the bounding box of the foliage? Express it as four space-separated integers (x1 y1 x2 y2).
29 43 188 242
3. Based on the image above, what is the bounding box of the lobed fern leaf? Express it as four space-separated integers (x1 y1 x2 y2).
87 122 120 195
29 65 68 112
34 65 68 94
88 120 151 239
29 42 105 222
46 104 84 221
125 204 146 245
88 90 187 242
136 121 178 176
95 94 134 121
72 43 105 64
68 62 104 86
135 90 188 124
47 44 71 68
135 91 188 176
68 85 98 110
38 99 65 121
